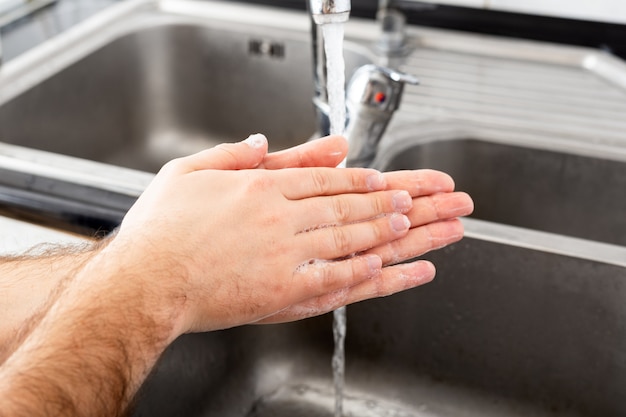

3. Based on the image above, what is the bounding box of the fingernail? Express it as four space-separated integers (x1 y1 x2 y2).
390 213 411 232
403 261 436 285
244 133 267 149
392 191 412 212
365 254 382 275
366 172 386 191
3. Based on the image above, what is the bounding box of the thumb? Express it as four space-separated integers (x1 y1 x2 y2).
180 134 269 171
259 135 348 169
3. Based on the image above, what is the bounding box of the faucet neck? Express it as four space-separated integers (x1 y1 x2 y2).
308 0 350 24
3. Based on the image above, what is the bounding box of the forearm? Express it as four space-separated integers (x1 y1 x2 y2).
0 242 185 417
0 243 100 364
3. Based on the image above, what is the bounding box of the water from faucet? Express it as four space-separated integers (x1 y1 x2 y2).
322 23 346 138
332 306 347 417
322 20 348 417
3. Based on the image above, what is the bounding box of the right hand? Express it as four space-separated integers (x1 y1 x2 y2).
106 149 414 335
192 134 472 324
100 134 472 335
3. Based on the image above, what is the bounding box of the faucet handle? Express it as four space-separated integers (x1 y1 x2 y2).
344 65 418 167
346 64 418 113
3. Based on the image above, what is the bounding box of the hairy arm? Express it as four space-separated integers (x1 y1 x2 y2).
0 242 102 364
0 134 344 364
0 244 182 417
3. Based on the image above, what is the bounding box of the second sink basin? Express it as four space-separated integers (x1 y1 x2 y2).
374 135 626 246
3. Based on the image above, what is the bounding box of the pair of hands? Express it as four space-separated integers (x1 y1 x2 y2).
108 134 473 336
0 134 473 417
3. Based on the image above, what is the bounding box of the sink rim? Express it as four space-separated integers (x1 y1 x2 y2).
375 119 626 165
461 217 626 268
372 121 626 267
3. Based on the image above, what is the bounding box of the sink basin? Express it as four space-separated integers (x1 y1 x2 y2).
0 2 371 173
372 136 626 246
132 223 626 417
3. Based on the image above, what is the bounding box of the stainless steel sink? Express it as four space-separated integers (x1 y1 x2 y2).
372 136 626 246
132 128 626 417
0 0 373 232
133 225 626 417
1 1 626 416
0 5 371 173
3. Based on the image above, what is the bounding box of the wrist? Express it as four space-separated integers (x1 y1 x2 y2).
83 237 191 344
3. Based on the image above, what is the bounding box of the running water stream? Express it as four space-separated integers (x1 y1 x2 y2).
322 23 347 140
322 22 347 417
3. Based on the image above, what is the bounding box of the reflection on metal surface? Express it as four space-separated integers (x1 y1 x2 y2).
0 0 56 27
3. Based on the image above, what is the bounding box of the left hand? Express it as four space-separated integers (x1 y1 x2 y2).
115 133 472 329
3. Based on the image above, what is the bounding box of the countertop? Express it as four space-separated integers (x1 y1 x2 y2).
0 215 85 256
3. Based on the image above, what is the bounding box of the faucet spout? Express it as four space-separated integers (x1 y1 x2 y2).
308 0 351 24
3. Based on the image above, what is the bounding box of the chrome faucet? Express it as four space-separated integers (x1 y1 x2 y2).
344 65 418 166
308 0 350 24
307 0 418 167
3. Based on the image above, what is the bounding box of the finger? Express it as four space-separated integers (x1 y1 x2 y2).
408 192 474 228
259 135 348 169
257 260 434 324
295 190 412 230
299 213 411 260
382 169 455 197
172 134 269 173
275 167 387 200
287 254 382 305
366 218 464 266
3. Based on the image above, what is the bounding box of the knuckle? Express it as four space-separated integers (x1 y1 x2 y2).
351 256 369 281
371 219 386 243
350 169 369 190
214 144 238 162
247 172 275 192
310 169 332 195
332 196 352 223
374 273 390 296
318 264 336 292
372 193 387 215
331 227 353 255
425 196 440 220
160 157 185 174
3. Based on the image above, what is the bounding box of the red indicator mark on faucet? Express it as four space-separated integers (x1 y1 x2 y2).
374 92 386 103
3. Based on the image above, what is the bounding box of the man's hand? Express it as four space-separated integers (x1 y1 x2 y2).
115 155 416 333
0 133 472 417
177 133 349 170
0 133 348 362
257 169 472 323
197 134 472 323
